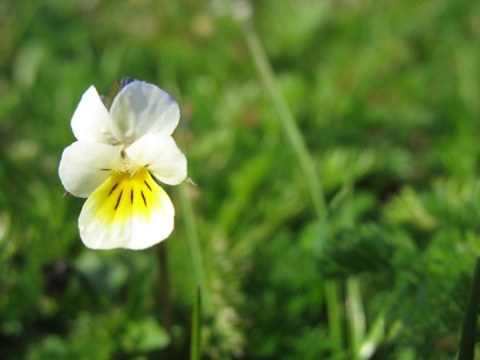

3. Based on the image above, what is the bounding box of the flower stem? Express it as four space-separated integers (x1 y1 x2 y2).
157 242 172 333
178 184 213 316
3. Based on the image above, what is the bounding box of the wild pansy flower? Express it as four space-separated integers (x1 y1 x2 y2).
59 79 187 250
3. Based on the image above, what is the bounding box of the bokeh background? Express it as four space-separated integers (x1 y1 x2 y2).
2 0 480 359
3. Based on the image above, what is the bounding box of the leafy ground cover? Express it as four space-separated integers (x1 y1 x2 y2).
1 0 480 358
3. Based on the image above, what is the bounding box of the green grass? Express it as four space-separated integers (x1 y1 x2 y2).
2 0 480 358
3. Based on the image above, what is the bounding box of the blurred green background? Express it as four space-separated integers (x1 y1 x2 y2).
2 0 480 358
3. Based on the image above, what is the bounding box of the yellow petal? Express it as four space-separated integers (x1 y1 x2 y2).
78 168 174 250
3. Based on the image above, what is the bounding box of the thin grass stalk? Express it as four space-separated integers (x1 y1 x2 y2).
239 12 342 356
190 285 202 360
324 279 343 354
360 282 407 359
346 277 365 360
241 21 326 219
360 315 385 360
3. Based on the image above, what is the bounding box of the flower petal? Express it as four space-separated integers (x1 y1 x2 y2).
126 133 187 185
59 141 122 198
78 168 175 250
71 86 118 144
109 81 180 143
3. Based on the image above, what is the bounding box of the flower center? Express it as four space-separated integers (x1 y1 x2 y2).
119 150 143 177
86 166 162 225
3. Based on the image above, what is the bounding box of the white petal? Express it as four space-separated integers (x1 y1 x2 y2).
71 86 118 144
126 133 187 185
59 141 122 198
109 81 180 143
78 168 175 250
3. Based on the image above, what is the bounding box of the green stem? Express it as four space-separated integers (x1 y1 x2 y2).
346 277 364 360
241 20 326 219
359 282 407 359
178 184 213 316
324 279 343 354
239 13 340 356
190 285 202 360
157 243 172 334
458 256 480 360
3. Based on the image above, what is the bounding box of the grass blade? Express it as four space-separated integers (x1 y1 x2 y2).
190 285 202 360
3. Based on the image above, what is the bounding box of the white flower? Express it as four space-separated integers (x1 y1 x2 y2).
59 80 187 250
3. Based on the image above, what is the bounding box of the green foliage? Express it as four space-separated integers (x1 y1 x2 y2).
2 0 480 358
